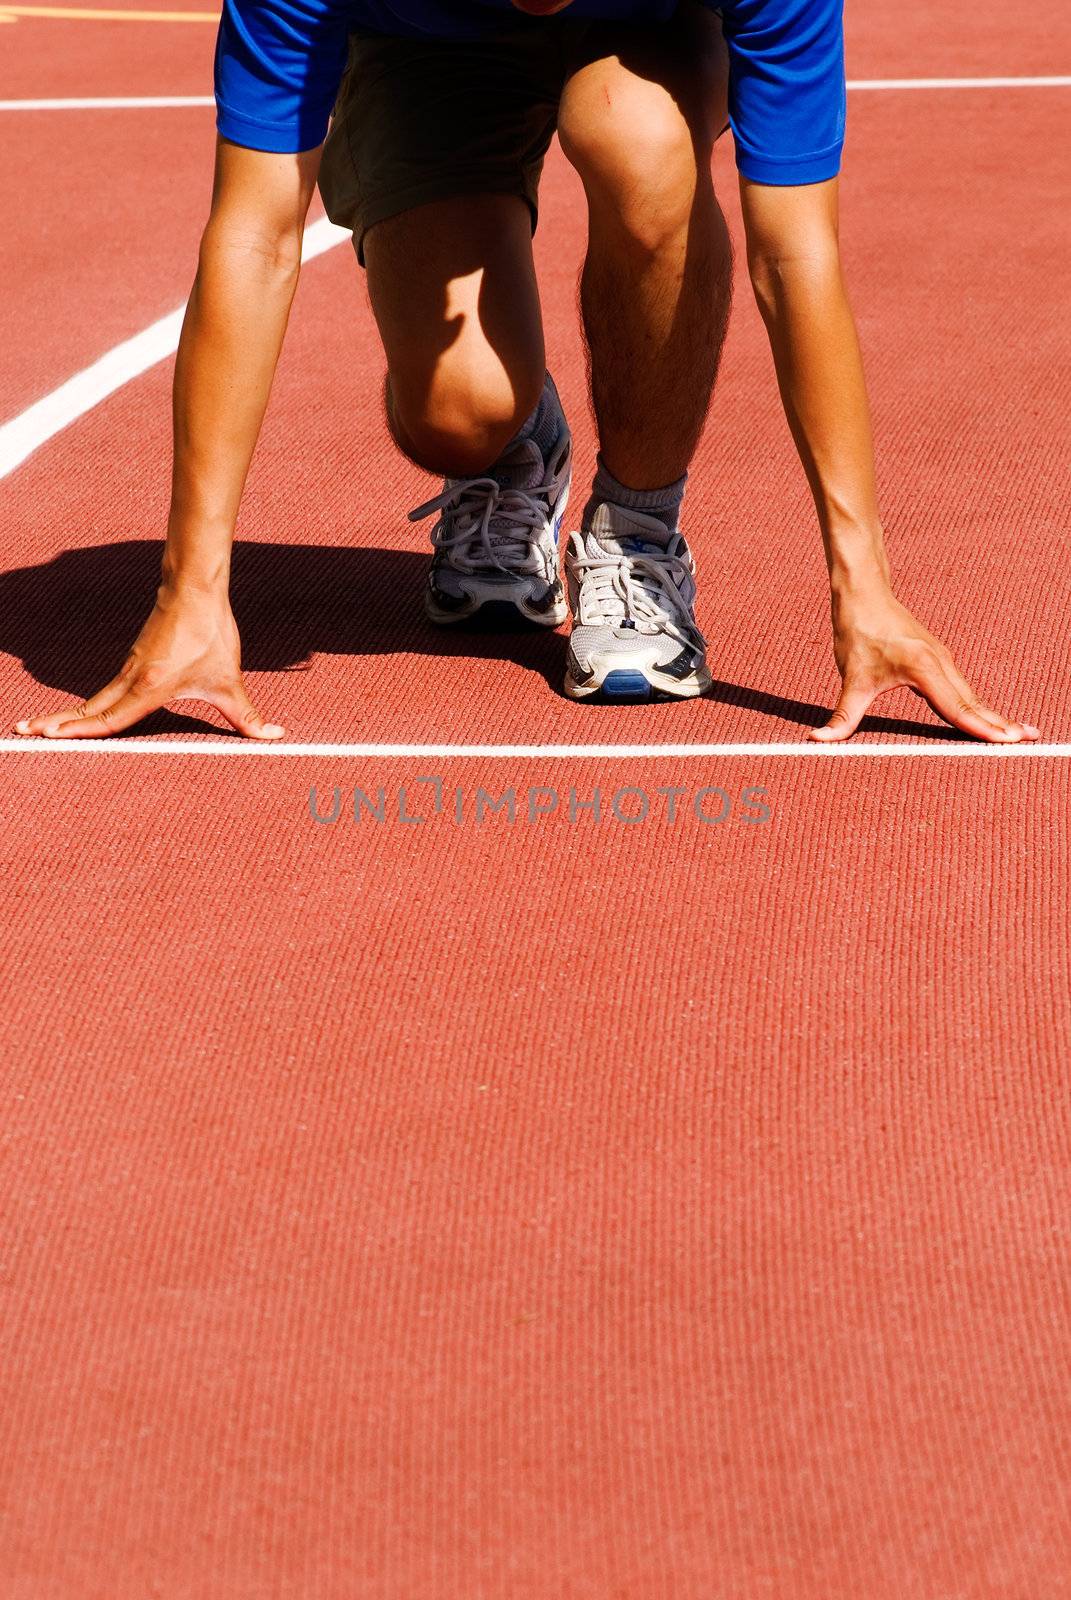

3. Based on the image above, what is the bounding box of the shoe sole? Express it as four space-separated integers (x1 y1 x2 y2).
563 662 711 702
424 590 568 629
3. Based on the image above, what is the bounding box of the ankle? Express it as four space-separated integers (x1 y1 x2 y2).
582 455 688 531
505 372 566 459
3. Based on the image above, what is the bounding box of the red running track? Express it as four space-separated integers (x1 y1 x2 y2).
1 3 1070 1595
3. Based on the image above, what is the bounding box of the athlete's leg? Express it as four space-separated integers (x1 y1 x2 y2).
318 19 576 625
319 23 565 480
558 3 732 496
552 7 731 700
363 193 546 478
361 192 570 626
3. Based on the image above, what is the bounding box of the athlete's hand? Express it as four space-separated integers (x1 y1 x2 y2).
14 585 284 741
813 585 1040 744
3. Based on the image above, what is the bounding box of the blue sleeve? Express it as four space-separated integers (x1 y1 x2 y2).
722 0 846 186
214 0 350 153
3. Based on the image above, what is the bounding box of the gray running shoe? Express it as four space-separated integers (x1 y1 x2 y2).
410 428 571 627
563 502 710 700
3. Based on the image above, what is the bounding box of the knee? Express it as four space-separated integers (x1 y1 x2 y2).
561 92 709 257
389 362 543 477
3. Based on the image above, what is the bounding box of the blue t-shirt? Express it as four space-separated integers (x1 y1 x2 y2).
215 0 846 187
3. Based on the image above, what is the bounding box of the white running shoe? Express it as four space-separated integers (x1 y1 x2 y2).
563 502 710 700
409 428 571 628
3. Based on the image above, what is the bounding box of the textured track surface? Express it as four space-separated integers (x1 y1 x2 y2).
3 94 1067 742
1 3 1070 1596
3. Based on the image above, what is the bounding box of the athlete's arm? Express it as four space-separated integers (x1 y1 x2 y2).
739 176 1037 742
721 0 1037 741
16 138 320 740
17 0 345 740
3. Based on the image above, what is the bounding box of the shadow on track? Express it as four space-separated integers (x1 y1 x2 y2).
0 538 961 739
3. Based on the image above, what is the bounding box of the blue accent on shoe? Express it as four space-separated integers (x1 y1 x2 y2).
602 670 652 699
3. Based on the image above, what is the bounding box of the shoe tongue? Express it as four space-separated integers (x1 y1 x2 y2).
587 501 672 558
488 437 545 494
443 437 546 558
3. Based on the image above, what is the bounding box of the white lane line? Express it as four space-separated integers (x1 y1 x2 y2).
847 76 1071 89
0 740 1068 758
0 80 1069 110
0 80 1062 112
0 95 214 109
0 216 351 481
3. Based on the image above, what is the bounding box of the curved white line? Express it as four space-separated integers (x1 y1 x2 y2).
1 70 1067 480
0 216 351 481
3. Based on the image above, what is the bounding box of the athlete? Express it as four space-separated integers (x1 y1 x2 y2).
16 0 1039 741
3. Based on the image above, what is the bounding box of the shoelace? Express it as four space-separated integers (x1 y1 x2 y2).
571 544 706 652
409 478 555 577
